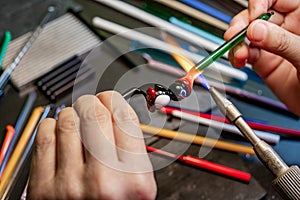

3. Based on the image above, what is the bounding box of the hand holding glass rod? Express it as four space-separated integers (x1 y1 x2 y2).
194 12 273 71
134 12 274 111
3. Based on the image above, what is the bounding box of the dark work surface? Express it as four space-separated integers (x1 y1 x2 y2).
0 0 300 199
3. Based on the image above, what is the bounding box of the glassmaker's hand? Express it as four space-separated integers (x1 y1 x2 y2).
27 91 157 199
224 0 300 116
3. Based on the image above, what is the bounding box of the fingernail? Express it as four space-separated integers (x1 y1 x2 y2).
249 21 268 42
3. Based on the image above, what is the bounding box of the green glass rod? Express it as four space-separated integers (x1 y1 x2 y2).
0 31 12 68
195 12 274 71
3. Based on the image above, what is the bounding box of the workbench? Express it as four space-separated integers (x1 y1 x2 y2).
0 0 299 199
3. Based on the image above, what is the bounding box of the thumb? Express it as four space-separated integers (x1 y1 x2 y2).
247 20 300 67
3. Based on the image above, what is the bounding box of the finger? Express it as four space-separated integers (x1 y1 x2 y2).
224 6 285 39
248 0 273 20
224 10 249 40
228 42 249 68
98 91 152 172
56 107 84 174
224 10 250 68
98 91 145 153
266 0 300 13
247 20 300 67
30 118 56 184
72 95 118 166
249 0 300 20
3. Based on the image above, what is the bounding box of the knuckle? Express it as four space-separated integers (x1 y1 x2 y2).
95 105 112 124
128 174 157 200
27 182 54 200
58 176 84 199
82 173 157 200
75 95 112 123
57 107 78 131
274 30 290 53
57 119 77 133
64 186 84 199
35 119 56 152
83 175 116 199
133 184 157 200
35 133 55 153
114 106 139 124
